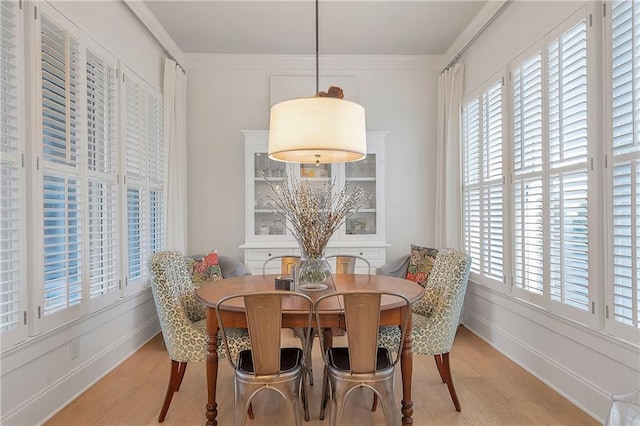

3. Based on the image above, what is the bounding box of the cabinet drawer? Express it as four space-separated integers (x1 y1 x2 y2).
245 249 293 261
324 248 339 257
338 248 385 260
246 261 263 275
247 260 285 275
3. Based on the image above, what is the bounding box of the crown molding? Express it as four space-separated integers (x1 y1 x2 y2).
184 54 445 72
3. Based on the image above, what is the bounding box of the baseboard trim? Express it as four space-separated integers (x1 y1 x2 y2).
463 309 606 423
3 318 160 425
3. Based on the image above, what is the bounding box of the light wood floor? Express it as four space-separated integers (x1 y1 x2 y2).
47 326 597 425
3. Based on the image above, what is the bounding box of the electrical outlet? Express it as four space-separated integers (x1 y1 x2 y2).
70 338 80 360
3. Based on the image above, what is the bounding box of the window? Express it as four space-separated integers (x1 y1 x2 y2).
86 43 119 310
0 0 26 349
122 67 164 293
546 19 590 315
607 0 640 342
22 3 166 334
462 8 595 327
38 7 85 327
510 11 591 324
512 47 544 298
461 3 640 344
463 73 505 291
0 1 167 348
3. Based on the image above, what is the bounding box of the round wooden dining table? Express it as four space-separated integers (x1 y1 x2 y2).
195 273 425 425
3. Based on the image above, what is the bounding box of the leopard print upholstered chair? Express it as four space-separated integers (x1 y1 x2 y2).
149 251 251 422
377 249 471 412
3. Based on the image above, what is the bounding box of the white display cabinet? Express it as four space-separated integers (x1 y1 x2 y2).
240 130 388 274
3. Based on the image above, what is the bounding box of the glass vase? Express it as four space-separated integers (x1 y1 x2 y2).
295 254 331 290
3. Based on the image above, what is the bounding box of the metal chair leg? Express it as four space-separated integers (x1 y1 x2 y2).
301 370 310 421
329 379 348 426
376 379 398 426
319 366 330 420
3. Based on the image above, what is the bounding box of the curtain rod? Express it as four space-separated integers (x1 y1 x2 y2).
120 1 186 74
442 0 511 74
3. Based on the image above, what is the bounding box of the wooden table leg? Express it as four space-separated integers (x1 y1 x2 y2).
400 309 414 425
205 307 219 426
322 328 333 350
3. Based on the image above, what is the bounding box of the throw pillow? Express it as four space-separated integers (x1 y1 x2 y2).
187 250 223 288
406 244 438 287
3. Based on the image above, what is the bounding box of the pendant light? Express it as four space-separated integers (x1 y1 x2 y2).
268 0 367 165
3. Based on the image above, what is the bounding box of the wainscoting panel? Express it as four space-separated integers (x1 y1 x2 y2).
1 291 161 425
462 281 640 423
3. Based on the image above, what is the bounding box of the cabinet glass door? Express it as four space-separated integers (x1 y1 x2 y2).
344 155 377 235
299 163 333 193
299 164 334 237
254 153 286 236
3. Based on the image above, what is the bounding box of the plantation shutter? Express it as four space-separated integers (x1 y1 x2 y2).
125 75 145 180
86 46 119 303
463 76 504 289
510 10 591 322
150 189 164 254
547 19 589 311
123 68 164 287
481 81 504 282
42 173 83 315
147 92 163 186
125 73 146 282
512 49 544 296
40 14 81 167
147 91 165 256
86 50 116 174
0 0 26 348
610 0 640 334
463 97 481 274
40 11 85 319
126 186 145 280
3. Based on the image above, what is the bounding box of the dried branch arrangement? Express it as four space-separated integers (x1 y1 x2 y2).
261 171 370 258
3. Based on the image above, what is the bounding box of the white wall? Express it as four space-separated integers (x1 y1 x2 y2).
459 1 640 422
184 54 443 262
54 1 164 90
462 0 581 92
0 2 163 424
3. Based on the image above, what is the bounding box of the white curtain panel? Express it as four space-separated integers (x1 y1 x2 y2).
434 62 464 249
163 58 188 252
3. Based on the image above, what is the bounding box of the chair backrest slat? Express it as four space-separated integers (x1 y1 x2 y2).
335 256 357 274
315 290 411 373
343 293 382 373
326 254 371 274
281 256 299 275
217 291 313 376
244 294 283 375
261 255 301 275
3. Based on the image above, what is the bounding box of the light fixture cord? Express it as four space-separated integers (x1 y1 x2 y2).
315 0 319 96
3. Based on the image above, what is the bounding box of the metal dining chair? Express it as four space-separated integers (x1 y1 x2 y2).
216 291 314 425
325 254 371 275
260 254 317 387
314 291 411 425
605 389 640 426
261 255 301 276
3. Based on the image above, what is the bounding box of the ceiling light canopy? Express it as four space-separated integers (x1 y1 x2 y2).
268 0 367 165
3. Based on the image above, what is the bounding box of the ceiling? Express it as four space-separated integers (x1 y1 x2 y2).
144 1 487 56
